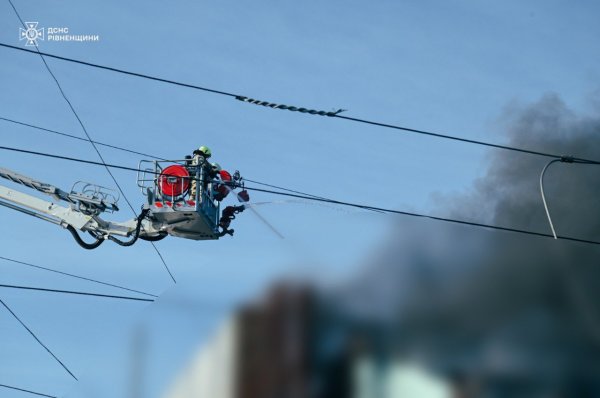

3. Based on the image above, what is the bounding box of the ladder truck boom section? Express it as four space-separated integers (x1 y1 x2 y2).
0 159 231 249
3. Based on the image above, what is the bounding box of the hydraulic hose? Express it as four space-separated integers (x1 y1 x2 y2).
107 208 150 247
138 232 168 242
66 225 104 250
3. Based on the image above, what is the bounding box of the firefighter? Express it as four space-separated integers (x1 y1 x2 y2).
189 146 212 199
212 166 251 236
211 163 233 202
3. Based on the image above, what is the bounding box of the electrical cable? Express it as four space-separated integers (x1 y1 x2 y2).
0 297 77 380
2 41 600 164
0 145 150 172
0 42 238 97
0 122 352 213
540 159 562 239
330 113 597 162
0 384 57 398
242 178 384 214
6 1 175 284
0 115 353 206
0 284 155 302
1 145 599 246
7 115 600 226
5 114 600 241
0 116 166 160
0 255 158 298
539 156 600 240
240 185 600 246
242 178 330 200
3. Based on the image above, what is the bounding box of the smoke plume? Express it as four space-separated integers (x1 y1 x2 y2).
332 94 600 393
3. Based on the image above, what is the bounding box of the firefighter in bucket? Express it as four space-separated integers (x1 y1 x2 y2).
156 145 250 237
209 163 250 236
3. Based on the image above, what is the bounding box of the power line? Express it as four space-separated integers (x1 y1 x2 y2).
0 384 57 398
1 144 599 247
6 3 175 284
0 42 238 97
7 113 600 233
234 95 344 116
243 179 384 215
0 255 158 298
0 145 144 172
0 297 77 380
1 41 599 164
538 156 600 240
0 115 347 206
0 116 166 160
331 114 582 161
0 284 155 302
17 115 597 229
240 185 600 246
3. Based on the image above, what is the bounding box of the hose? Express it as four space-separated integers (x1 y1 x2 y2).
67 225 104 250
138 232 168 242
107 208 150 247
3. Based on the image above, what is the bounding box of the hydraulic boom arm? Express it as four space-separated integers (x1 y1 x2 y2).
0 167 158 249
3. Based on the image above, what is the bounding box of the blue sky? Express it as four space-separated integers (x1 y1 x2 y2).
1 1 599 397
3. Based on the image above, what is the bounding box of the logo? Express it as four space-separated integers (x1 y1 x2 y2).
19 22 44 47
18 22 100 46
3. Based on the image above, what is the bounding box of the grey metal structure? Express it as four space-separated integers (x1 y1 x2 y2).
0 160 227 248
137 158 221 240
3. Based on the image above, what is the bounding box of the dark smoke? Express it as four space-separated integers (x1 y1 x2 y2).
448 93 600 237
330 94 600 395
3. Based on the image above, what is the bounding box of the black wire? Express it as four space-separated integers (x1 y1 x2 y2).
6 3 175 284
0 297 78 380
2 41 599 164
0 42 238 98
0 116 166 160
0 255 158 298
0 145 142 172
240 185 600 246
1 145 599 247
1 115 378 212
243 178 338 201
0 138 342 211
243 178 385 214
0 284 155 302
8 114 599 226
331 114 583 161
13 114 586 225
0 384 57 398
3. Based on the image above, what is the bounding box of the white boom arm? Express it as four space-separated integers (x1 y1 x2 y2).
0 185 93 229
0 167 159 248
0 185 139 235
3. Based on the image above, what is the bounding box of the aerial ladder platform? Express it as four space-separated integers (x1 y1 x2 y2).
0 159 242 249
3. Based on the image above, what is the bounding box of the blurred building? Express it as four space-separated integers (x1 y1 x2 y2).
163 283 314 398
163 282 451 398
163 317 238 398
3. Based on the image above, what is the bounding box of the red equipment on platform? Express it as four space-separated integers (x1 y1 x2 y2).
158 165 190 198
